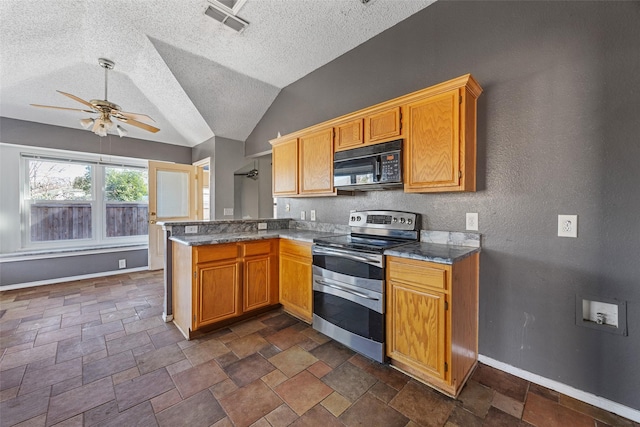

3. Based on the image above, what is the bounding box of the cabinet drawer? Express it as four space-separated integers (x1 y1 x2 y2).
279 239 311 259
241 240 273 257
195 243 238 264
387 257 448 291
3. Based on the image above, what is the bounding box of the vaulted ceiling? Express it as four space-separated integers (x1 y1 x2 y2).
0 0 435 147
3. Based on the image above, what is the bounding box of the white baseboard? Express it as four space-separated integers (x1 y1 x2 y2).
0 267 149 291
478 354 640 423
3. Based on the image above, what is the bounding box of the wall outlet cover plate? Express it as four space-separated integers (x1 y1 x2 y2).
466 212 478 231
558 214 578 238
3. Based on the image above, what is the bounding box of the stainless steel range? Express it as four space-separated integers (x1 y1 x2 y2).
312 210 420 363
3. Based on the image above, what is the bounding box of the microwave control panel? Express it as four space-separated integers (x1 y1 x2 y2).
380 152 401 182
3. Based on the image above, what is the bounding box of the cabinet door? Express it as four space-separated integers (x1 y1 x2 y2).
405 90 461 191
365 106 402 143
243 254 272 312
279 247 312 322
272 138 299 196
196 260 240 328
335 119 364 150
387 280 447 382
299 128 334 195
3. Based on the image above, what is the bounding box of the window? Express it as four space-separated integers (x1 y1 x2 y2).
104 166 148 238
23 156 148 248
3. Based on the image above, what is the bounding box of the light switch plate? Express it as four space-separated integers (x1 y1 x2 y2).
300 211 306 220
466 213 478 231
258 222 267 230
310 210 316 221
558 214 578 238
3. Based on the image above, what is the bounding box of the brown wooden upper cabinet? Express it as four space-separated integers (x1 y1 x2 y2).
404 76 482 193
272 127 335 197
365 106 402 144
272 137 298 196
271 74 482 196
335 119 364 151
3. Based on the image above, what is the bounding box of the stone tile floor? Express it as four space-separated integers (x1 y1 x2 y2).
0 271 637 427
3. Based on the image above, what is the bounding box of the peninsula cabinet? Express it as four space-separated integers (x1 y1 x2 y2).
278 239 313 322
172 239 279 339
241 240 279 313
272 127 335 197
404 75 482 193
386 252 479 397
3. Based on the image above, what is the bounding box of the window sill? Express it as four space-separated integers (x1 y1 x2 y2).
0 244 148 262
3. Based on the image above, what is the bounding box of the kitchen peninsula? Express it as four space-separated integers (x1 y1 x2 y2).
161 218 480 397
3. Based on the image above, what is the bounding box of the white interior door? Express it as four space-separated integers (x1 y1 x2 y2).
148 161 198 270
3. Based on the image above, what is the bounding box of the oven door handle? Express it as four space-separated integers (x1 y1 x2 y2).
314 280 380 301
312 247 382 265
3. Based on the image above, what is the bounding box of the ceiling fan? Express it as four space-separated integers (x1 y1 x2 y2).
31 58 160 137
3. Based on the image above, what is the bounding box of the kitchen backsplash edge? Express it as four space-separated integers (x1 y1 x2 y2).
162 219 480 248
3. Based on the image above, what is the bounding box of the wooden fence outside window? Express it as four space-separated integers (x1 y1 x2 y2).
30 203 148 241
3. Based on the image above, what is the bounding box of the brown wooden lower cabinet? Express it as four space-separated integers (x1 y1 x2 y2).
171 239 278 339
278 239 313 323
386 253 479 397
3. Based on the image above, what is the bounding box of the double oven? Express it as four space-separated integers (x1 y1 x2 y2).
312 210 419 363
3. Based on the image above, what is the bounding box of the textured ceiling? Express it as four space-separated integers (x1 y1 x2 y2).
0 0 435 147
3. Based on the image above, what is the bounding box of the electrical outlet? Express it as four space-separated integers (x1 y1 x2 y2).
466 213 478 231
558 214 578 238
258 222 267 230
300 211 306 220
118 259 126 269
223 208 234 216
310 210 316 221
285 203 290 212
185 225 198 234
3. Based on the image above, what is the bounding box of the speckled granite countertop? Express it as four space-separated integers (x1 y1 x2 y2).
169 229 345 246
171 230 479 264
384 242 480 265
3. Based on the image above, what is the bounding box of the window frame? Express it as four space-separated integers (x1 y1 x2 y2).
21 153 148 250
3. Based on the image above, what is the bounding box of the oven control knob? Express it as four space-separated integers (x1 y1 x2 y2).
356 216 362 222
407 218 413 225
400 218 406 224
351 216 356 222
393 217 398 223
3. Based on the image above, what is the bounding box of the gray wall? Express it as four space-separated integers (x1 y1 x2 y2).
246 1 640 410
192 135 266 220
0 117 191 287
0 249 147 286
1 117 192 163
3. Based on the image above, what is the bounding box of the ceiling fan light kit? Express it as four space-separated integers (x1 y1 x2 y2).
30 58 160 137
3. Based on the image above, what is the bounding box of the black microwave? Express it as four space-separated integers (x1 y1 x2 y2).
333 140 403 191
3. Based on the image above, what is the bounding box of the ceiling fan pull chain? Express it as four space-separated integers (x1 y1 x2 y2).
104 65 108 101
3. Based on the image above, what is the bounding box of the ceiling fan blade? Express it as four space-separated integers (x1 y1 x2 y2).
118 111 156 123
30 104 96 114
115 116 160 133
56 90 95 109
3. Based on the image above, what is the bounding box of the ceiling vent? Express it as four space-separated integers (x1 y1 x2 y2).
205 1 249 33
